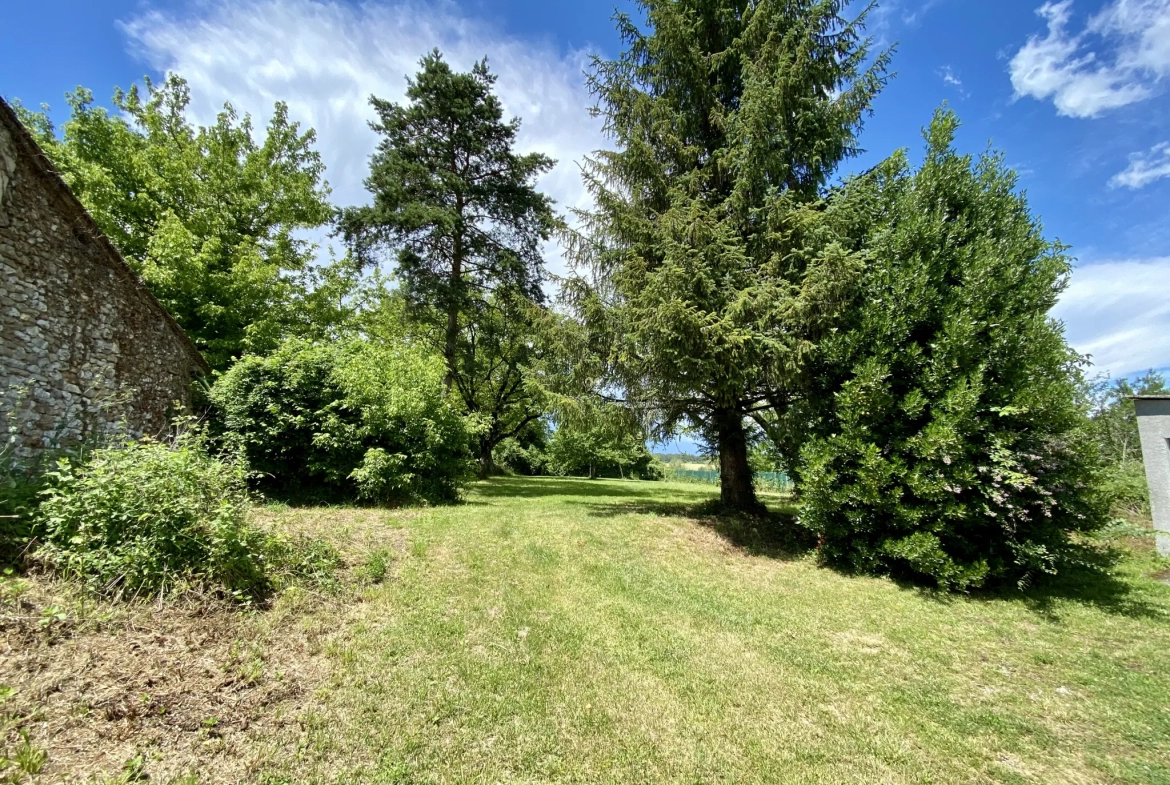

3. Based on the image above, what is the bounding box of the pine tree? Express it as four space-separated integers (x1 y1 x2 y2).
569 0 889 510
340 52 559 477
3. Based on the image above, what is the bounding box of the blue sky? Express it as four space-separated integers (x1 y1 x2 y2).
4 0 1169 413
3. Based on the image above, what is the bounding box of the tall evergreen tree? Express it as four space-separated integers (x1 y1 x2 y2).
340 52 559 477
792 112 1110 589
568 0 889 510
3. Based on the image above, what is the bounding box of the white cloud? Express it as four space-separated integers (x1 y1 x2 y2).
937 65 970 98
1009 0 1170 118
872 0 945 31
1053 258 1170 376
1110 140 1170 187
119 0 606 278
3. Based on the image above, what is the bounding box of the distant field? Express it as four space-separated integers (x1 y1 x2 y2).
5 476 1169 783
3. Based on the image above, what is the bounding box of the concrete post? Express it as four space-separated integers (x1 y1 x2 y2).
1134 396 1170 557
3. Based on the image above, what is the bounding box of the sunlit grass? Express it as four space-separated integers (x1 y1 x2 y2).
259 476 1170 784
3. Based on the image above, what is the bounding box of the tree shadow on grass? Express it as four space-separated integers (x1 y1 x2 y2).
892 550 1170 622
992 561 1169 622
584 496 816 561
480 477 1168 619
474 476 713 501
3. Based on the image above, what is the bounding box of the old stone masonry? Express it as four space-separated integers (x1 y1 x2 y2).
0 97 207 461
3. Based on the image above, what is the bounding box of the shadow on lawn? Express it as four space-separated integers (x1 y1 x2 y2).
482 476 1167 619
993 560 1167 621
475 476 713 501
585 496 815 560
891 550 1170 621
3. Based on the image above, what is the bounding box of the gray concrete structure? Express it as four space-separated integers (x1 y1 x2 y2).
1134 396 1170 556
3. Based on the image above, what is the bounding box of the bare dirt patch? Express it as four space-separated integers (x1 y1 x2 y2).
0 510 410 783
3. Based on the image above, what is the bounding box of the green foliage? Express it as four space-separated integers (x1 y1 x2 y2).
1 383 136 567
0 460 45 569
493 420 551 476
35 430 336 600
338 52 558 477
361 548 393 585
211 338 471 505
792 112 1109 590
568 0 889 509
0 730 47 783
1085 371 1165 517
15 75 335 370
1086 371 1166 466
546 405 661 480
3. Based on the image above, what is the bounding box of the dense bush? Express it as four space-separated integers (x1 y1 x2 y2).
36 430 336 600
494 420 551 476
211 338 471 505
792 113 1109 590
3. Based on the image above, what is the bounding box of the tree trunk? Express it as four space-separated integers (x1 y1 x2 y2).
444 241 462 393
714 406 761 513
477 437 496 480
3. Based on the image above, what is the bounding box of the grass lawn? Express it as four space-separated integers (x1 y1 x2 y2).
254 476 1170 785
4 476 1169 783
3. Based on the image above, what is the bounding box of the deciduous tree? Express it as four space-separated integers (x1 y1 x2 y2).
17 76 335 370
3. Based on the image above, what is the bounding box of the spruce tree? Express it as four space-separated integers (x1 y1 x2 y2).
569 0 889 510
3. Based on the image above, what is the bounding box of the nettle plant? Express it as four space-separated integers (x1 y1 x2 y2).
36 425 338 600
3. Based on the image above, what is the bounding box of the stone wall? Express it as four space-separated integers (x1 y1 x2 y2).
0 102 207 462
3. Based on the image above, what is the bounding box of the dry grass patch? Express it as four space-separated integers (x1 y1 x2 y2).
0 509 410 783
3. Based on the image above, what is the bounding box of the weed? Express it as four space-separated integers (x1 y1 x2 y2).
0 731 47 783
361 548 392 584
36 427 338 602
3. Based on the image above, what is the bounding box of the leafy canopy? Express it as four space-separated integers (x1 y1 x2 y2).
17 75 334 370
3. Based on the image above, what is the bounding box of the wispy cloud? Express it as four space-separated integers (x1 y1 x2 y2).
937 65 970 98
120 0 605 276
1110 140 1170 187
1053 257 1170 376
1009 0 1170 118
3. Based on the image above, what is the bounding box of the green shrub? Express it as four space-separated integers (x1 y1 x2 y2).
1 460 46 569
791 112 1109 591
494 420 551 476
1101 460 1151 518
210 338 471 505
36 431 336 600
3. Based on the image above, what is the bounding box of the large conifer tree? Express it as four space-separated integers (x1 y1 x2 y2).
570 0 888 510
340 52 558 477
